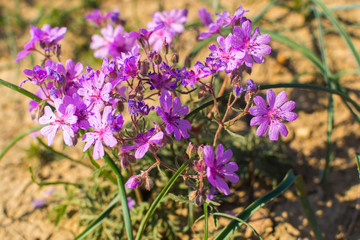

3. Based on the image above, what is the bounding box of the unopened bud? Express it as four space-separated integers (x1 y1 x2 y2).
125 175 142 189
195 191 206 206
144 173 154 191
163 40 169 54
194 160 205 173
116 101 124 112
136 37 147 49
186 142 197 158
55 44 62 58
135 91 143 101
197 145 204 160
153 53 162 65
171 53 179 64
139 61 150 75
184 56 191 69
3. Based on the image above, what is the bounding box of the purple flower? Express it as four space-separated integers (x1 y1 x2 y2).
128 100 153 117
249 89 298 141
125 175 142 189
148 9 188 35
198 6 248 40
122 128 164 159
156 91 191 140
234 79 257 97
39 99 78 146
198 8 221 40
63 93 90 130
148 72 177 91
86 9 109 27
16 24 66 61
230 21 271 67
205 57 226 73
90 25 135 58
204 144 239 195
78 71 112 111
21 65 48 87
127 197 136 210
82 106 118 160
183 62 211 87
65 59 83 82
209 34 245 73
147 9 188 51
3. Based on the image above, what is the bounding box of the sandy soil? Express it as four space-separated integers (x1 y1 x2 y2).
0 0 360 239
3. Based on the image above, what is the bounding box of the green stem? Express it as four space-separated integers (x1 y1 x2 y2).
204 201 209 240
103 153 133 240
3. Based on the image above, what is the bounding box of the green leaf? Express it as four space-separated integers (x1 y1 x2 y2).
135 160 190 240
214 169 296 240
0 125 43 161
295 175 324 240
0 79 48 105
225 128 246 144
74 194 121 240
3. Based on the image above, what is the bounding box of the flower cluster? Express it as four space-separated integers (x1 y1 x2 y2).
17 5 297 206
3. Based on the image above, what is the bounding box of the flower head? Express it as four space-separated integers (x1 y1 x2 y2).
82 106 118 160
39 99 78 146
204 144 239 195
230 21 271 67
249 89 297 141
122 128 164 159
156 91 191 140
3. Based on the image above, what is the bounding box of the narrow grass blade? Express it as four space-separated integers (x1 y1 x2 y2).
29 166 81 187
204 201 209 240
330 3 360 11
261 29 326 74
86 150 117 184
356 153 360 179
0 125 43 161
261 83 360 118
295 175 324 240
0 79 42 103
313 7 335 182
103 153 133 240
195 212 263 239
135 160 190 240
214 170 296 240
36 138 94 170
312 0 360 71
74 194 121 240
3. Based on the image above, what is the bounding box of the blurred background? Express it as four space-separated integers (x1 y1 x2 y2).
0 0 360 239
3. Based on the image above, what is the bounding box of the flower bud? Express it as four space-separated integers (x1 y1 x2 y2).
143 173 154 191
186 142 197 158
171 53 179 64
153 53 162 65
139 61 150 75
197 145 204 160
194 160 205 173
125 175 142 189
116 101 124 112
136 37 147 50
184 56 191 69
163 40 169 54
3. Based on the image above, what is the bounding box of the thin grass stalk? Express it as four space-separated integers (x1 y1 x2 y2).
204 201 209 240
103 153 133 240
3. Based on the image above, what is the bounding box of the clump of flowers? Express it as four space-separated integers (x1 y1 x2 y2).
16 5 298 235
